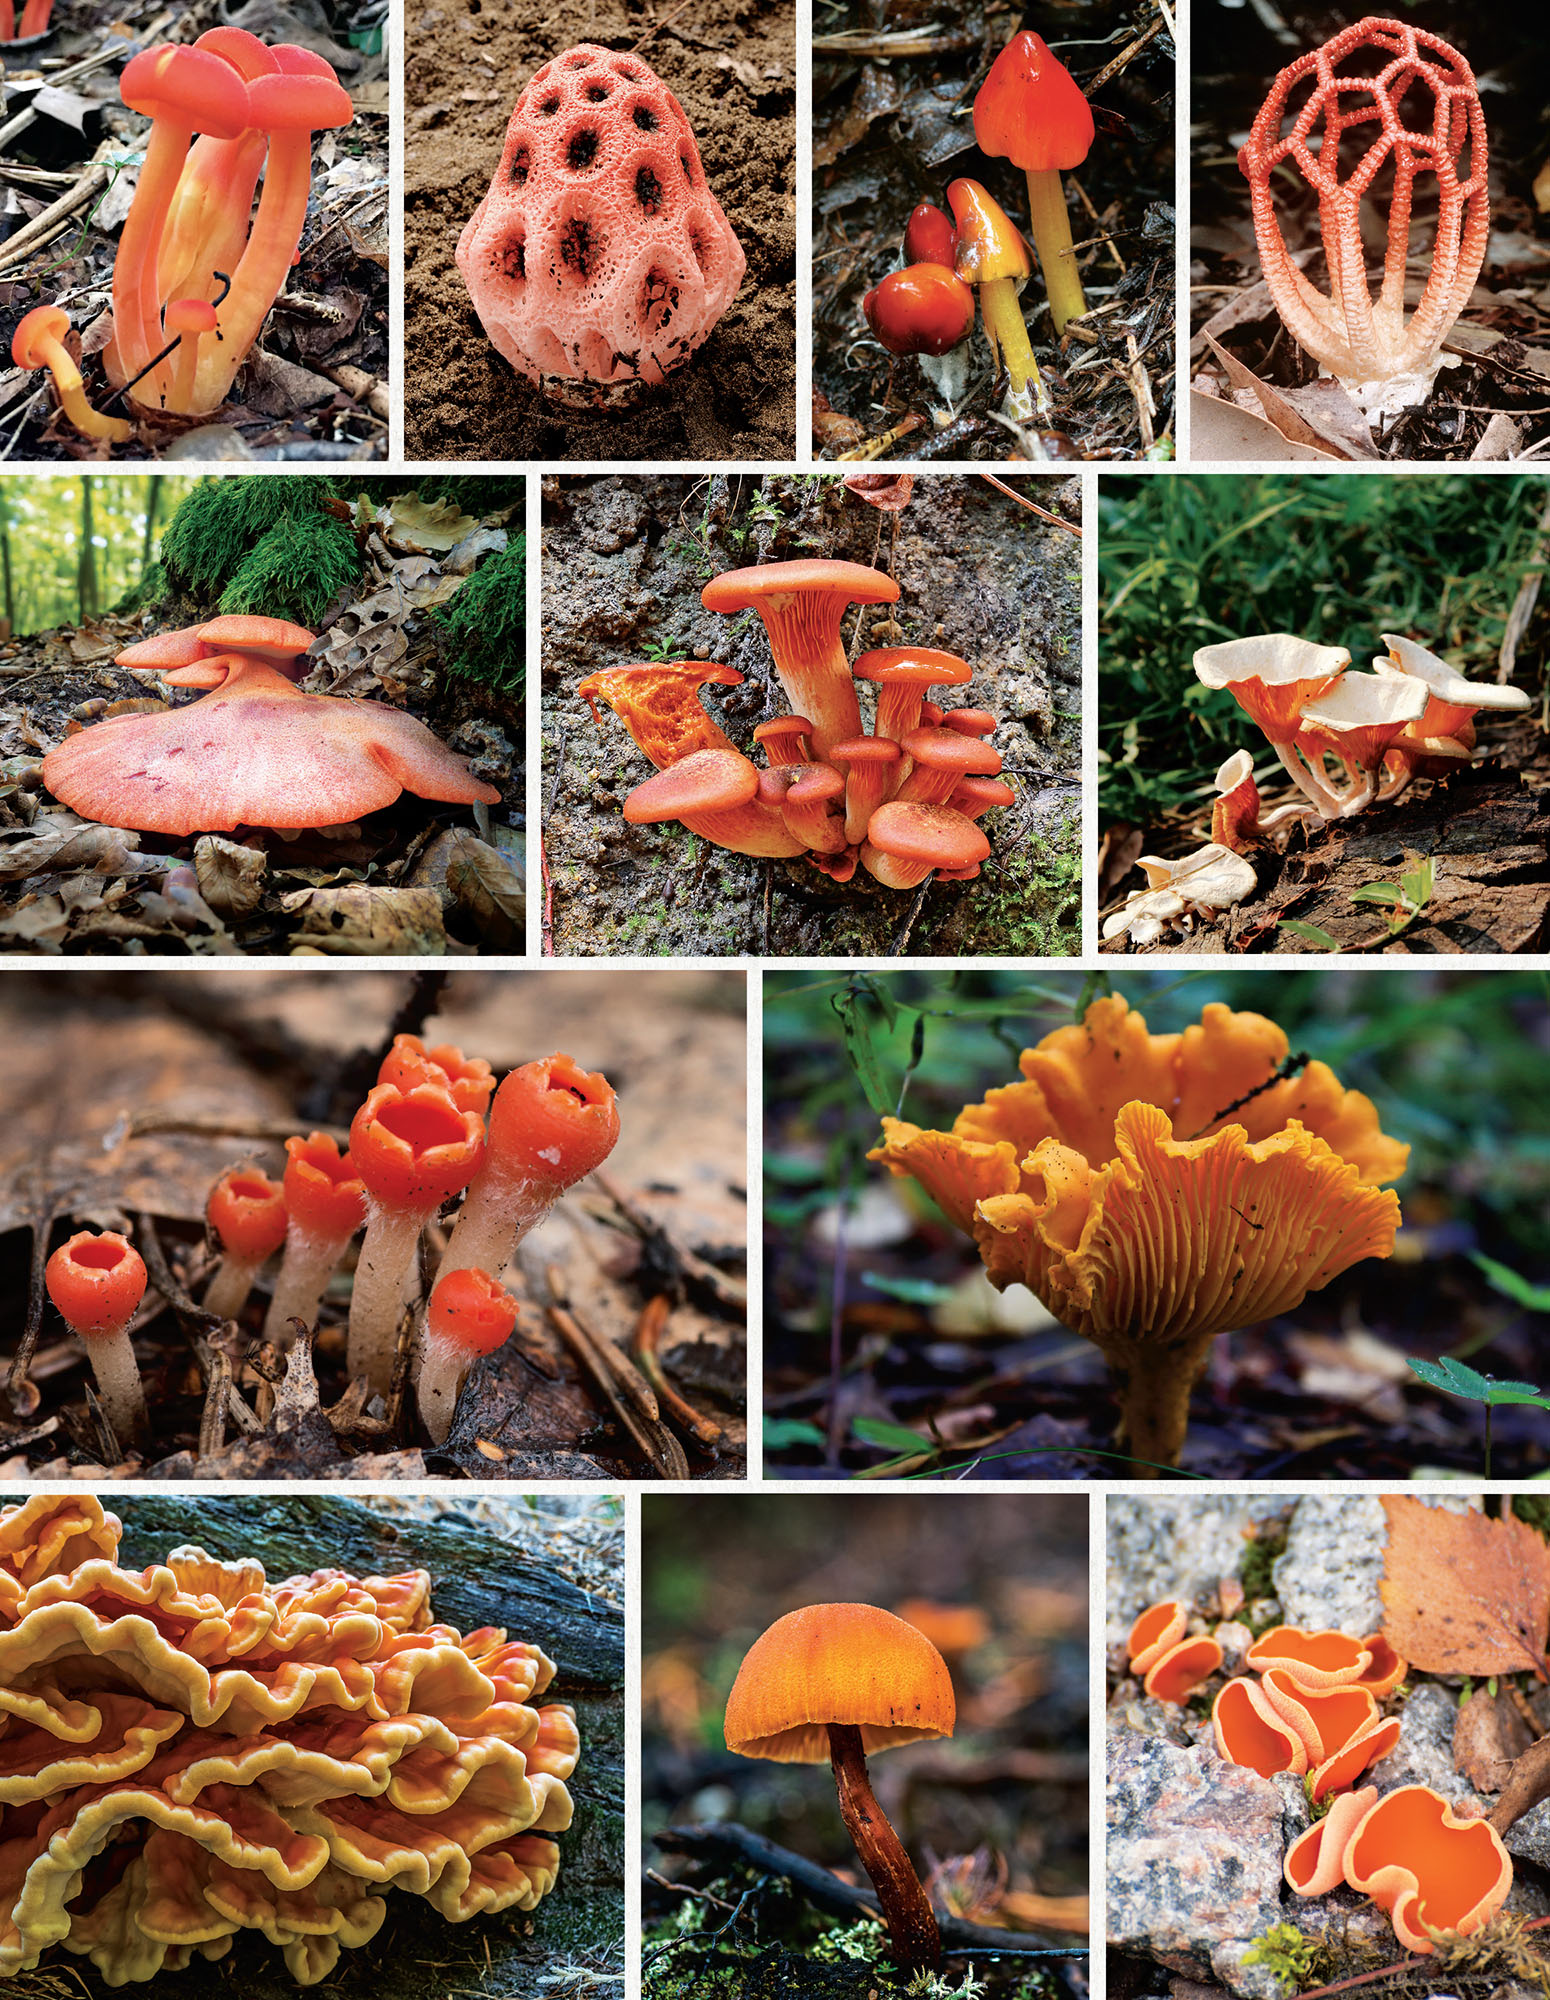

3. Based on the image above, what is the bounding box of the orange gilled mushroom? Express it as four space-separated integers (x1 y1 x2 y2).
895 725 1002 807
415 1267 519 1445
1343 1785 1513 1953
758 762 849 854
437 1054 619 1287
951 776 1014 822
1193 635 1353 818
1210 749 1320 852
43 1231 149 1447
973 29 1096 334
1127 1600 1188 1677
1244 1627 1373 1689
622 748 806 857
153 29 279 313
941 707 997 739
860 801 990 888
162 299 219 413
829 735 902 845
1285 1784 1379 1898
701 559 901 762
870 995 1407 1474
1373 634 1532 804
752 715 815 767
11 307 132 445
853 647 973 749
947 177 1044 422
578 661 745 769
346 1080 487 1397
1296 671 1429 817
195 613 318 684
1143 1635 1224 1705
204 1166 288 1320
1212 1676 1308 1779
724 1603 955 1971
261 1134 367 1346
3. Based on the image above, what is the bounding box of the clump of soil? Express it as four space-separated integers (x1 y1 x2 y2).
541 471 1083 956
405 0 796 461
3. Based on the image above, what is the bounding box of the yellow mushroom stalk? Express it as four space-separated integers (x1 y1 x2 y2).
947 177 1047 422
11 307 131 444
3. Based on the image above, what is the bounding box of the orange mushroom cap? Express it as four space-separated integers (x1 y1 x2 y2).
115 625 213 673
1211 1675 1307 1778
483 1053 620 1195
207 1168 288 1264
896 725 1003 806
280 1134 366 1242
973 30 1095 174
752 715 814 766
196 614 316 674
903 202 957 268
724 1602 955 1763
622 747 759 823
349 1081 487 1210
951 776 1015 821
378 1035 496 1117
1344 1784 1513 1953
1244 1626 1372 1689
579 661 744 769
941 708 997 738
861 801 990 888
862 265 976 357
120 42 252 136
1211 749 1262 852
427 1267 519 1357
1127 1600 1188 1676
11 305 72 371
1143 1635 1224 1705
1193 635 1351 748
1285 1784 1378 1897
1355 1633 1407 1699
44 1231 147 1338
947 179 1033 286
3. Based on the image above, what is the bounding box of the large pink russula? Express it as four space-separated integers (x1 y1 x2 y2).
456 42 746 405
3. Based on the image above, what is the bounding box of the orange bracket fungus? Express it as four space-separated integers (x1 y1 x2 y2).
725 1602 956 1971
261 1135 367 1346
456 43 745 406
870 994 1407 1473
416 1268 520 1444
43 1232 149 1446
1237 18 1489 421
438 1055 621 1285
0 1494 579 1984
973 29 1096 335
42 623 501 836
946 177 1044 421
204 1166 288 1321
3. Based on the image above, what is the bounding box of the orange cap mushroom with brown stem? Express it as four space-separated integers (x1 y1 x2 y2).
579 661 745 769
947 178 1044 422
870 995 1406 1475
11 308 132 445
972 29 1095 335
204 1166 287 1320
725 1602 955 1972
260 1134 366 1347
44 1231 149 1448
416 1267 519 1446
701 559 901 762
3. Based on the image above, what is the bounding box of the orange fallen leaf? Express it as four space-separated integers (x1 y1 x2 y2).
1380 1496 1550 1682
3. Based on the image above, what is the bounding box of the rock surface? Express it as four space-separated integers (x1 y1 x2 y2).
1107 1497 1289 1641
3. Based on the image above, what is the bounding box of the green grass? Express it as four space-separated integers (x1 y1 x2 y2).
1098 472 1550 825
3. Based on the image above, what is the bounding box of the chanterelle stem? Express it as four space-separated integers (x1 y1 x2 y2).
827 1722 940 1971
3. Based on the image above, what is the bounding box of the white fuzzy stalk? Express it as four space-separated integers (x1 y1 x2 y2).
86 1333 148 1449
203 1255 263 1322
346 1204 427 1396
415 1333 468 1446
437 1167 558 1286
263 1231 355 1347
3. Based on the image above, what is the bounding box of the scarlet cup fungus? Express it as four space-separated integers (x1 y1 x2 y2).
261 1134 367 1345
415 1267 520 1445
439 1054 620 1285
346 1080 487 1396
203 1167 288 1320
44 1231 150 1445
973 30 1095 334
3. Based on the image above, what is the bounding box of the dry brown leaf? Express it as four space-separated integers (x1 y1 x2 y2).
446 832 524 951
0 822 140 881
1454 1687 1533 1792
193 836 268 919
1380 1495 1550 1681
1202 331 1376 459
1188 388 1339 462
281 883 447 955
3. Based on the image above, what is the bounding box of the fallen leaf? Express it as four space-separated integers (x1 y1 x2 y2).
0 823 140 880
1188 387 1339 462
445 832 524 951
383 494 480 553
1380 1495 1550 1682
193 836 267 919
280 883 446 955
1454 1687 1533 1793
1203 331 1376 459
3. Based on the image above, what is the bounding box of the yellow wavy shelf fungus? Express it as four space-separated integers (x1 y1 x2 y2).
0 1494 578 1985
869 994 1408 1474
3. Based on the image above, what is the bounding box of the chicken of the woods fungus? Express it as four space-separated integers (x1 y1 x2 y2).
0 1493 580 1985
724 1602 956 1971
456 43 744 404
1237 17 1489 421
870 994 1406 1474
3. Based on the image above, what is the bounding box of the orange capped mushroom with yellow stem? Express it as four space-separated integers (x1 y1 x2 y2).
11 308 131 444
725 1602 955 1971
870 995 1406 1475
947 177 1045 422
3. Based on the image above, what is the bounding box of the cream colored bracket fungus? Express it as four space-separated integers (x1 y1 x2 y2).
1102 843 1257 947
1193 635 1352 817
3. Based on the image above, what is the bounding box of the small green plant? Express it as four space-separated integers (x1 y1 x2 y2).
1471 1252 1550 1314
904 1966 989 1999
1240 1921 1331 1990
1406 1355 1550 1478
1349 854 1436 936
638 633 695 662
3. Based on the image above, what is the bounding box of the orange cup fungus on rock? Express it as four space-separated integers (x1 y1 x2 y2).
870 994 1407 1472
0 1494 579 1984
1125 1601 1222 1704
456 44 745 407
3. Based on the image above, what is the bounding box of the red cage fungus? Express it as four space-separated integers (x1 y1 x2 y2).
456 43 746 406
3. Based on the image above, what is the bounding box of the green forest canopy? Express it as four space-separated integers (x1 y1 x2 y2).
0 475 203 637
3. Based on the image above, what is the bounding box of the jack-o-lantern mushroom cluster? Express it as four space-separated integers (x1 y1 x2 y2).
0 1493 580 1985
580 557 1012 887
39 1035 620 1454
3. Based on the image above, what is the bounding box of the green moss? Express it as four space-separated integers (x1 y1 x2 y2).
219 512 361 626
1240 1923 1330 1992
436 533 526 695
1239 1516 1290 1611
970 806 1081 956
160 479 323 595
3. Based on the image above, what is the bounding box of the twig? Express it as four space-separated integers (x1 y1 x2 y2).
634 1294 723 1451
977 472 1082 536
545 1266 690 1479
888 875 933 954
1294 1917 1550 2000
5 1220 50 1417
825 1197 849 1467
630 0 703 55
1081 12 1165 95
590 1169 747 1315
128 1112 348 1144
0 162 108 277
198 1346 232 1458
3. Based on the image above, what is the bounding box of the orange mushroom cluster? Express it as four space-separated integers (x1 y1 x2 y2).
580 558 1011 888
871 995 1407 1472
41 615 501 837
1125 1600 1223 1705
1212 1625 1404 1803
40 1035 619 1452
12 30 355 439
0 1493 579 1985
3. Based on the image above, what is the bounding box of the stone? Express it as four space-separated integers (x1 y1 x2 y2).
1375 1682 1475 1801
1272 1494 1388 1633
1108 1497 1291 1641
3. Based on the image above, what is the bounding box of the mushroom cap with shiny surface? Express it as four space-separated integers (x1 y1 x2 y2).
973 29 1094 174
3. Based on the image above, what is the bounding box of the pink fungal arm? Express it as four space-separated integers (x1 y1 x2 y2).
1237 17 1489 411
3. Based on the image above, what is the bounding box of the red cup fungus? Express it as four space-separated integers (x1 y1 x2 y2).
44 1231 150 1446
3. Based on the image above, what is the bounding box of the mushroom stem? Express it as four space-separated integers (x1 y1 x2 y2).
1024 167 1086 332
827 1723 941 1971
85 1335 151 1449
1106 1335 1212 1477
415 1333 468 1444
202 1255 267 1321
977 278 1046 420
1271 739 1345 818
346 1204 425 1394
262 1235 352 1344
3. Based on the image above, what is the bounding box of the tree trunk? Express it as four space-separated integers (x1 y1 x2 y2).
78 475 98 621
141 475 161 580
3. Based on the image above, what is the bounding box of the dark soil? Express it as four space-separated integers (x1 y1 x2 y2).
814 0 1175 461
404 0 796 462
1191 1 1550 461
540 471 1083 957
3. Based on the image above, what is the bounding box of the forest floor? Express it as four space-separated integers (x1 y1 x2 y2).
1190 1 1550 463
813 0 1174 462
0 969 747 1481
404 0 796 462
541 470 1084 956
0 491 523 955
0 0 387 462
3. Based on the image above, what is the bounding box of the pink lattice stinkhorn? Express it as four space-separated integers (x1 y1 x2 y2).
204 1167 288 1320
261 1134 367 1345
439 1054 620 1284
44 1231 150 1444
346 1081 487 1396
1237 17 1490 420
415 1268 520 1445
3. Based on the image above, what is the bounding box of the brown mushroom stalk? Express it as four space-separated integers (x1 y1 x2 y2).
828 1722 941 1971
